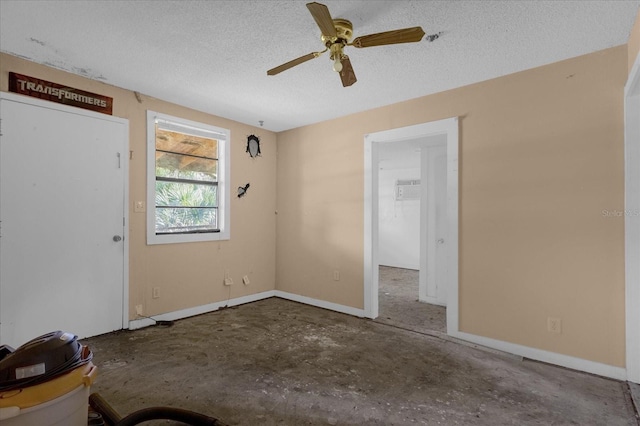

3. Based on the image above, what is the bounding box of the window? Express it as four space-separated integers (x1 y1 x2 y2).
147 111 230 244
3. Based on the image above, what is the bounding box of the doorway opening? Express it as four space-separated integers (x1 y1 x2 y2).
374 137 447 335
364 117 459 337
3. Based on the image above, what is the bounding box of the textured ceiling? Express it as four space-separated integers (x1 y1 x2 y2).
1 0 638 132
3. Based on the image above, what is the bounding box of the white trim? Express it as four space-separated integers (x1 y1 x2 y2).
120 121 130 332
145 110 231 245
274 291 366 317
419 147 431 303
450 330 627 381
363 137 379 318
363 117 459 330
0 91 131 334
625 52 640 384
129 290 276 330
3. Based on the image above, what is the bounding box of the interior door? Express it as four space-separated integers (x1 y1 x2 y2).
433 147 448 305
421 144 447 305
0 92 128 348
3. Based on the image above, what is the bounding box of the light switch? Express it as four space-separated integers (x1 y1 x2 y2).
134 201 146 213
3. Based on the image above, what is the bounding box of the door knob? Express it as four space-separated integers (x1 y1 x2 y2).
437 238 445 244
113 235 122 242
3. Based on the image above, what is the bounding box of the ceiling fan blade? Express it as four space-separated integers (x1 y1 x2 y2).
351 26 426 48
267 52 321 76
306 2 337 38
339 56 357 87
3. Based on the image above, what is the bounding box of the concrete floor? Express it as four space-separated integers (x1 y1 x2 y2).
85 297 638 425
376 266 446 335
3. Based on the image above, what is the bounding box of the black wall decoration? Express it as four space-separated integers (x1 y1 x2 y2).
246 135 261 158
238 183 250 198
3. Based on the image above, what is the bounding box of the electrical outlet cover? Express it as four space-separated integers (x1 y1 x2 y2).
547 317 562 334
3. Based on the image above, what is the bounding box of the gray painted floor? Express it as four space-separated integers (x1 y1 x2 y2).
85 297 638 425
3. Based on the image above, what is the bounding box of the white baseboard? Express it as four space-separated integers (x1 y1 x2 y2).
128 290 276 330
450 330 626 381
274 290 366 317
128 290 365 329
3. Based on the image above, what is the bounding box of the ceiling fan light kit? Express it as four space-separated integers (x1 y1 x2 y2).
330 44 344 72
267 2 426 87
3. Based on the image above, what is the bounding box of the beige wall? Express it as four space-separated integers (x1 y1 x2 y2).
276 45 627 367
0 53 278 320
629 9 640 74
1 41 630 368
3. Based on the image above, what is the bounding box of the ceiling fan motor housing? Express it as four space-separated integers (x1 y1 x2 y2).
322 18 353 55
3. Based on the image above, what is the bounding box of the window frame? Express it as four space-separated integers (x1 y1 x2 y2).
146 110 230 245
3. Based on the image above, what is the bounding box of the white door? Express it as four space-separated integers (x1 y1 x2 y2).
433 147 448 305
420 144 447 305
0 93 128 348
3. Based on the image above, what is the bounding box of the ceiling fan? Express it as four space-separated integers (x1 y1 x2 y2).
267 2 426 87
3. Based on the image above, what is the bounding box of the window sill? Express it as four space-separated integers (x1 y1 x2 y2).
147 229 229 245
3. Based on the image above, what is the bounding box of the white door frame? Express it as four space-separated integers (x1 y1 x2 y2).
364 117 459 334
625 54 640 384
0 91 130 333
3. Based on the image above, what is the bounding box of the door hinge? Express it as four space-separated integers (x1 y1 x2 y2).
117 152 121 169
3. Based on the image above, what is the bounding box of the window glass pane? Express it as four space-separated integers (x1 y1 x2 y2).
156 152 218 182
156 182 217 208
155 207 217 234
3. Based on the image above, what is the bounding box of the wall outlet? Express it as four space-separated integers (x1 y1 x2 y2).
547 317 562 334
135 304 143 316
242 275 250 285
224 270 233 286
152 287 160 299
333 270 340 281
